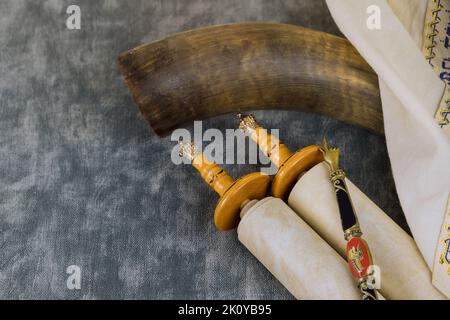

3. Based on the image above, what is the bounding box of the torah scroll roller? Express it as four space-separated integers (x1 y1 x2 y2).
238 114 446 299
177 141 362 299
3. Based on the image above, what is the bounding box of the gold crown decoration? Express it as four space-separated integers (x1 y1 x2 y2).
238 113 259 134
178 140 199 161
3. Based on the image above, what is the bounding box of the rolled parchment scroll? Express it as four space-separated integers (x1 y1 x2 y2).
238 114 446 299
238 197 361 300
178 142 362 299
288 162 446 300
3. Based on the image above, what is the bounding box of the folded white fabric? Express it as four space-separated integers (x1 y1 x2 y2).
326 0 450 296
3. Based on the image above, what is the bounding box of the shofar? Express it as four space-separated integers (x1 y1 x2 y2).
238 197 362 300
288 162 446 300
118 22 382 137
178 142 362 299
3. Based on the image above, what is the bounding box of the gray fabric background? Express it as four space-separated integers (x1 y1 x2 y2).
0 0 406 299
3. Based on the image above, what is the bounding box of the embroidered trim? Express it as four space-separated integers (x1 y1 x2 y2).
436 85 450 127
438 196 450 275
424 0 444 67
432 194 450 295
422 0 450 133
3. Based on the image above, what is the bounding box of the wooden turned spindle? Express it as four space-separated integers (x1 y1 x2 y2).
238 114 293 168
191 155 234 197
179 141 270 230
239 114 324 200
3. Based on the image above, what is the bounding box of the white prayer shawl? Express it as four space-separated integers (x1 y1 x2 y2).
326 0 450 297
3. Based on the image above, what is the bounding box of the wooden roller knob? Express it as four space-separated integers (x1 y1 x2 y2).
239 114 324 200
239 114 293 167
191 154 235 196
179 141 270 230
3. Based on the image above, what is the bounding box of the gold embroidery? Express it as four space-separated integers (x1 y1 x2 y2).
423 0 443 67
423 0 450 133
435 86 450 128
438 198 450 275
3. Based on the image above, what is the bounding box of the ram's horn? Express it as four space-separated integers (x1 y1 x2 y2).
118 22 382 137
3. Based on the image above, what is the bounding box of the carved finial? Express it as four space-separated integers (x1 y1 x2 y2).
238 113 259 134
178 139 199 161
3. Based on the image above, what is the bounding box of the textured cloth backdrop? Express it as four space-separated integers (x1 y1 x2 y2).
0 0 404 299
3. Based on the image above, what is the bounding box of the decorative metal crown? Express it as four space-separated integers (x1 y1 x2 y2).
238 113 259 134
178 140 199 161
